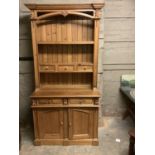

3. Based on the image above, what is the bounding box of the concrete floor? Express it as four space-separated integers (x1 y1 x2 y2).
20 117 134 155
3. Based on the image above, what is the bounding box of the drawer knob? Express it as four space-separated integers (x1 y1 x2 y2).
84 67 86 70
64 67 67 70
64 99 68 105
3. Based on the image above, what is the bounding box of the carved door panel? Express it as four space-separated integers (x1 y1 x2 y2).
68 108 93 139
37 109 64 139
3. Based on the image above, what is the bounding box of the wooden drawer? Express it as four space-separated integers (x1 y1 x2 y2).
38 99 49 104
40 65 55 71
50 99 63 104
37 99 63 105
68 98 93 104
77 65 93 72
58 65 74 72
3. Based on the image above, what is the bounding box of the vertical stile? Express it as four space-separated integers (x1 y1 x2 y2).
31 10 40 88
93 9 100 89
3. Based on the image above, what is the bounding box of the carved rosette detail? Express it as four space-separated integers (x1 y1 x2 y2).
95 9 101 18
94 99 99 105
61 11 69 17
63 99 68 105
32 100 37 106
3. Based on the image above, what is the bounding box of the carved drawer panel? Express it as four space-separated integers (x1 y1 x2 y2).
58 65 74 72
38 99 49 104
40 65 55 71
50 99 63 104
68 98 93 104
37 99 63 105
77 65 93 72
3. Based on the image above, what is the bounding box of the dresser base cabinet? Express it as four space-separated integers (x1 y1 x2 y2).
32 99 99 146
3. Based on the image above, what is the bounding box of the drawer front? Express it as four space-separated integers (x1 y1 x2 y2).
40 65 55 71
50 99 63 104
38 99 49 104
77 65 93 72
58 65 74 72
69 98 93 104
37 99 63 105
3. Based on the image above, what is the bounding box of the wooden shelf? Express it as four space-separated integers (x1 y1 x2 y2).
39 71 93 73
37 41 94 45
39 63 93 65
31 105 99 108
31 89 100 98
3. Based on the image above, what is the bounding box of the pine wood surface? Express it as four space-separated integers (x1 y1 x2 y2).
31 89 100 98
26 3 104 145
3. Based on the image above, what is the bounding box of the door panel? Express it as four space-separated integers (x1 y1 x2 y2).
37 109 63 139
69 108 93 139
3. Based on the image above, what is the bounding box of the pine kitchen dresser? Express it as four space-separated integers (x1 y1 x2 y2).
25 3 104 145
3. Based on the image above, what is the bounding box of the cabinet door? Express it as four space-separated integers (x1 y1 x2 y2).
36 109 64 139
69 108 93 139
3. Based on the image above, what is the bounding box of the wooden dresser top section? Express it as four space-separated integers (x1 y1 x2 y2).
31 89 100 98
25 3 105 10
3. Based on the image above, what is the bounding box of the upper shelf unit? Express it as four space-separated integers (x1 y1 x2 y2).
26 3 104 89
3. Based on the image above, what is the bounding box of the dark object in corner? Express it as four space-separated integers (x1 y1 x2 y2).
128 128 135 155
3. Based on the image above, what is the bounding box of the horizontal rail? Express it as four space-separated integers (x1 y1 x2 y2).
32 11 100 22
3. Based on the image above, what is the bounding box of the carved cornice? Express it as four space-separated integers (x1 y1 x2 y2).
25 3 104 11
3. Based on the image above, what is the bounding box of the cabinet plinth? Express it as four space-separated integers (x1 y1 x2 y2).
26 3 104 145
